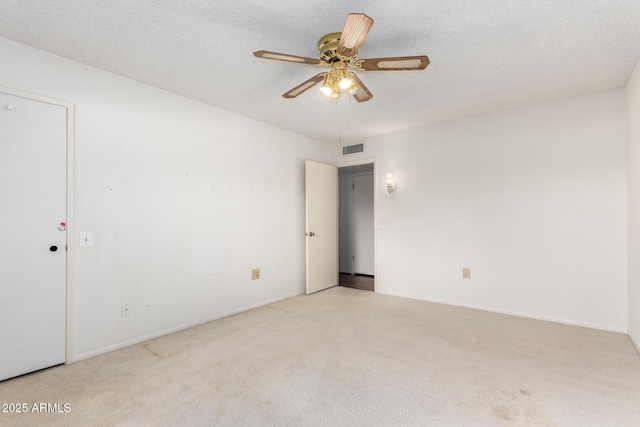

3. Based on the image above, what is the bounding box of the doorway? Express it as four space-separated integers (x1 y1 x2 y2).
338 163 375 292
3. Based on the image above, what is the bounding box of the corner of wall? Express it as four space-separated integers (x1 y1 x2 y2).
627 56 640 354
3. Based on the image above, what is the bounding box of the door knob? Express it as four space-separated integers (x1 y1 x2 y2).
306 232 315 237
49 245 58 252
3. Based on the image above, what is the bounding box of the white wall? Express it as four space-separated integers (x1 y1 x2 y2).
0 37 331 360
334 90 628 332
627 58 640 351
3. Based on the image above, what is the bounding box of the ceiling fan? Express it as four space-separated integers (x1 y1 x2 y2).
254 13 430 103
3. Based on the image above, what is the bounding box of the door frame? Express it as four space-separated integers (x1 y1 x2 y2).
337 158 377 291
1 86 75 365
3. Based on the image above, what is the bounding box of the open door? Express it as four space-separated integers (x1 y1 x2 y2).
305 160 338 294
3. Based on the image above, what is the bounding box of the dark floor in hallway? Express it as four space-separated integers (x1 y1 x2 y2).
339 273 374 291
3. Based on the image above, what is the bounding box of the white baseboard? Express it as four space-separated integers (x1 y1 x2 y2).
71 291 304 363
376 290 627 334
629 332 640 355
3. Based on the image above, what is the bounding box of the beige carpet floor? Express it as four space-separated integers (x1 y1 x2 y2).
1 286 639 426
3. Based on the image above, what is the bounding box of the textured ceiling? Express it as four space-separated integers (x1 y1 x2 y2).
1 0 639 144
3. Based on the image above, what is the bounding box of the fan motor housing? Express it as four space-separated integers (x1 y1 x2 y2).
318 32 356 64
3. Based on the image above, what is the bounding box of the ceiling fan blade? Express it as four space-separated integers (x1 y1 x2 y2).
254 50 324 66
357 55 430 71
282 73 327 99
350 73 373 103
337 13 374 58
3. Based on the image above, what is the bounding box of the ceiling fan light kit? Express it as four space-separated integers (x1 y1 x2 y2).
254 13 430 103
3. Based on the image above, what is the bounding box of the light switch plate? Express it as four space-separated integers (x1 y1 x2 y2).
80 232 93 248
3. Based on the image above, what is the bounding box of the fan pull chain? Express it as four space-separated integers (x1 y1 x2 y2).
337 89 353 145
345 89 350 128
338 95 342 145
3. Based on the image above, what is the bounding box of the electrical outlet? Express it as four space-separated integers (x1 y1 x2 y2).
251 268 260 280
462 268 471 279
121 303 130 317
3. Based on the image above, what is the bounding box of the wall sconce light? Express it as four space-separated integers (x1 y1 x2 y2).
386 172 397 193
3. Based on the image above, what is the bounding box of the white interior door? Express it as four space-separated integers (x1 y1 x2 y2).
0 93 67 381
305 160 338 294
353 173 374 275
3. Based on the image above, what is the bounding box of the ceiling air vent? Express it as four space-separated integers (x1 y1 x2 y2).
343 143 364 155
